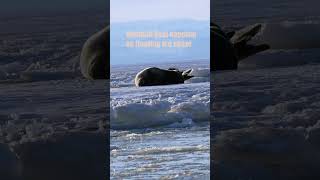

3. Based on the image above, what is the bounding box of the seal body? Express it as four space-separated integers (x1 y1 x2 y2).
80 27 109 79
135 67 193 87
211 23 270 71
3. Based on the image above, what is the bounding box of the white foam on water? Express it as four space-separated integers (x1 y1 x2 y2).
110 126 210 179
110 82 210 130
134 145 209 155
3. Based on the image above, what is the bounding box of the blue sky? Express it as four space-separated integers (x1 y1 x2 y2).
111 0 210 23
110 20 210 65
110 0 210 65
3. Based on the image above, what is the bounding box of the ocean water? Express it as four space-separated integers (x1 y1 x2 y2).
110 60 210 179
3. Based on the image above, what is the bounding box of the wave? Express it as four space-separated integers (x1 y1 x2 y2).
110 83 210 130
133 145 209 155
110 145 208 156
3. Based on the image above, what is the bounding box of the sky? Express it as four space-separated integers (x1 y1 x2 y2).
111 0 210 23
110 20 210 65
110 0 210 65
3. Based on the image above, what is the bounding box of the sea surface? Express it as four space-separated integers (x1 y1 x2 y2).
110 60 210 179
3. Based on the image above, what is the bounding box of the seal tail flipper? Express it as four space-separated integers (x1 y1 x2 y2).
182 69 194 81
231 23 263 45
231 23 270 60
182 69 192 75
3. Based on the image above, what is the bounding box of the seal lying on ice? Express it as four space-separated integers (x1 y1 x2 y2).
80 26 109 79
211 23 270 70
135 67 193 86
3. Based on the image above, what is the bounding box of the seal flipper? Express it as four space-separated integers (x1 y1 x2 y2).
231 23 263 44
182 69 194 81
231 24 270 60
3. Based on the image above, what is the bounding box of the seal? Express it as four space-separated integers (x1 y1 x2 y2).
211 23 269 70
134 67 193 86
80 26 109 79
